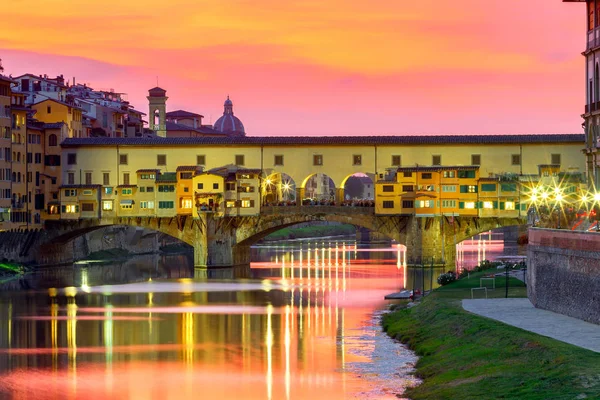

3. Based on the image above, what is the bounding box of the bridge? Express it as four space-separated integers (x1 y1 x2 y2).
40 205 527 268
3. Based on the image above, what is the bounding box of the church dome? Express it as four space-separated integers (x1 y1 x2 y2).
213 96 245 136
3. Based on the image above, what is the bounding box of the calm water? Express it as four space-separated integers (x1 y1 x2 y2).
0 241 424 400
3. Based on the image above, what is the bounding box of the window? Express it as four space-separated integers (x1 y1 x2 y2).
103 173 110 186
274 155 284 166
238 186 255 193
382 201 394 209
481 184 496 192
313 154 323 166
421 173 432 179
197 155 206 165
67 172 75 185
458 170 476 179
140 173 156 180
441 200 456 208
27 153 32 163
119 154 128 165
121 188 133 195
442 185 456 192
197 183 204 190
402 185 414 192
382 185 394 192
463 202 476 209
238 174 253 179
47 106 51 114
501 183 517 192
226 201 236 208
64 204 78 213
181 199 192 209
81 203 94 212
551 154 561 165
158 185 175 192
505 201 516 211
353 155 362 166
102 200 113 211
403 172 412 178
417 200 433 208
180 172 193 179
213 183 219 190
483 201 494 209
140 201 155 209
48 134 57 146
471 154 481 165
432 155 441 165
67 153 77 165
241 200 255 208
511 154 521 166
226 182 236 191
123 173 130 185
85 172 92 185
392 155 401 166
235 155 245 166
104 187 113 195
402 200 414 208
459 185 477 193
157 154 167 166
140 187 146 193
64 189 77 197
120 202 133 209
159 201 174 209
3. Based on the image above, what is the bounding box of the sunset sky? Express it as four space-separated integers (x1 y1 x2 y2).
0 0 587 136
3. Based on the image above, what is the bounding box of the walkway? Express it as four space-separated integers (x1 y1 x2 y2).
462 298 600 353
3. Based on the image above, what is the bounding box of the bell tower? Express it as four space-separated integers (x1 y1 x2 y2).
147 87 168 137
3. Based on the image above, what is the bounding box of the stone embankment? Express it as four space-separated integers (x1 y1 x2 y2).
0 226 164 266
528 228 600 325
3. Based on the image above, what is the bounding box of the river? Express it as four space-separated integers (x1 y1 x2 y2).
0 231 512 399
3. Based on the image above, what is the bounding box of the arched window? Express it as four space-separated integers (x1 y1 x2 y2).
153 109 160 127
16 153 20 162
17 134 21 144
49 134 57 146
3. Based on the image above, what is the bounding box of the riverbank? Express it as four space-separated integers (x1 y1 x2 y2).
383 270 600 399
262 223 356 241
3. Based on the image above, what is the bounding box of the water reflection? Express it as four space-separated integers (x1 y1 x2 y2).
0 248 418 399
456 230 506 273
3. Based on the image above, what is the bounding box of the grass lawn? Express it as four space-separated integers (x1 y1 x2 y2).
383 269 600 399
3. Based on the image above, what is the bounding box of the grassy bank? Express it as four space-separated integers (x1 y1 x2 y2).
383 270 600 399
263 224 356 241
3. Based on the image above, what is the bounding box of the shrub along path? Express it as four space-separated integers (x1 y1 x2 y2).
383 269 600 399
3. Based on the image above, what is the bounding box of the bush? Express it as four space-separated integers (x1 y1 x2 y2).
437 272 457 286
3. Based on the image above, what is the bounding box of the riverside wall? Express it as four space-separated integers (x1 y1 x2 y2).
528 228 600 325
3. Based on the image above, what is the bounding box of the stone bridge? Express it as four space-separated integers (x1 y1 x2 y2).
36 206 527 268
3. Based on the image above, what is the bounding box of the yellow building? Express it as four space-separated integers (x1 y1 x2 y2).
32 98 83 138
176 166 196 215
59 184 101 220
192 166 261 218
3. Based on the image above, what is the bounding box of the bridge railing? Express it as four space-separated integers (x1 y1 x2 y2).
261 205 375 216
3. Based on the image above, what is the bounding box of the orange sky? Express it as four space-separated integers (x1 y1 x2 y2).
0 0 587 136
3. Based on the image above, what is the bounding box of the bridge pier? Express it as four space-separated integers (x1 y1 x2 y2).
403 217 455 267
194 215 251 268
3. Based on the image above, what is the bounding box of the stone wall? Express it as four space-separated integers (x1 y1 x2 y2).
528 228 600 325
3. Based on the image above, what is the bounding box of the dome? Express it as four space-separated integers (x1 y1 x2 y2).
214 96 245 136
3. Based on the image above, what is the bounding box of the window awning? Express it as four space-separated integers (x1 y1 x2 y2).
120 200 133 205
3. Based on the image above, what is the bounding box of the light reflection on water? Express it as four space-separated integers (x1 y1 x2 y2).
0 243 420 400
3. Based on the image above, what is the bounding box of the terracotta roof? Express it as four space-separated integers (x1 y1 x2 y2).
166 110 204 118
136 169 161 173
33 98 84 111
43 122 65 129
117 184 138 188
395 165 480 173
60 134 585 148
176 165 198 172
59 184 101 189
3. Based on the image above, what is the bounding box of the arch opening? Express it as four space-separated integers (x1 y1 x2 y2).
340 172 374 207
300 173 336 205
262 172 296 206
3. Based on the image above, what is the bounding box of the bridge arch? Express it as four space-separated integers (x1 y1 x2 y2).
262 172 297 205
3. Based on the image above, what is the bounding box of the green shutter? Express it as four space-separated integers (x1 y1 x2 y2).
499 202 505 210
481 184 496 192
75 205 79 212
493 201 498 209
516 202 520 211
459 202 465 209
460 185 468 193
61 205 66 213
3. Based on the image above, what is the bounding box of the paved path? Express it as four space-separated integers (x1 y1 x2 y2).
462 298 600 353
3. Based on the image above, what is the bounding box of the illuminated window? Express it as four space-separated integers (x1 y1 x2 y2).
241 200 255 208
65 204 77 213
443 170 455 178
483 201 494 209
102 201 113 211
140 201 155 209
226 201 236 208
181 199 193 209
417 200 433 208
505 201 515 210
464 202 476 209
